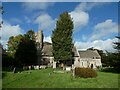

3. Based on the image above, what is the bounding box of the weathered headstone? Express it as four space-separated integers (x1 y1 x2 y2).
34 65 39 70
28 66 31 70
53 61 56 69
72 65 75 77
13 67 17 73
66 67 71 71
40 65 46 69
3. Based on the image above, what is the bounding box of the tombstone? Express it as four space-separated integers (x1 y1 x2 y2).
36 65 39 69
66 67 71 71
13 67 17 73
34 65 40 70
53 61 56 69
63 66 65 70
40 65 46 69
72 65 75 77
28 66 31 70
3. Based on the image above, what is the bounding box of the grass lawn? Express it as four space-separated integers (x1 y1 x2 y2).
2 68 119 88
0 79 2 89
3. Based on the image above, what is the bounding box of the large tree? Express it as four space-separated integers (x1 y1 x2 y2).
102 36 120 72
15 30 37 66
3 34 24 67
7 34 23 58
6 30 37 67
52 12 74 66
113 36 120 71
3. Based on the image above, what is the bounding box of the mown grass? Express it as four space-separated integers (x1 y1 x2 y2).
0 79 2 89
2 68 119 88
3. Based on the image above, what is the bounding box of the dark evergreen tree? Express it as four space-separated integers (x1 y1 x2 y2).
52 12 74 66
103 36 120 72
113 36 120 72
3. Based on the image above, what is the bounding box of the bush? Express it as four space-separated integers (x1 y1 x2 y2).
75 67 97 78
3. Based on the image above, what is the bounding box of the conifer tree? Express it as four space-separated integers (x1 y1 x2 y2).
52 12 74 66
113 36 120 72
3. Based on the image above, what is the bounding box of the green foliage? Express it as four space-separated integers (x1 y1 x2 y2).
6 30 37 67
112 36 120 72
7 34 23 58
2 53 14 67
52 12 73 62
25 30 35 41
75 67 97 78
102 36 120 72
15 31 37 66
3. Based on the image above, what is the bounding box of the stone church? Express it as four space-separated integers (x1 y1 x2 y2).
35 30 102 69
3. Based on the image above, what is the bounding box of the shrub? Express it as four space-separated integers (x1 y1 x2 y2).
75 67 97 78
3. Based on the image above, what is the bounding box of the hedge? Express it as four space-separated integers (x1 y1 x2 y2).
75 67 97 78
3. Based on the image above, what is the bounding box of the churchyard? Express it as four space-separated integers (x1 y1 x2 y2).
2 68 119 88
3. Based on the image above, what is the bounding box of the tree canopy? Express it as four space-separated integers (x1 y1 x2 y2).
52 12 74 64
3 30 37 67
112 36 120 71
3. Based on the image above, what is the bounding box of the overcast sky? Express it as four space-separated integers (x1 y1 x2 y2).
1 2 118 52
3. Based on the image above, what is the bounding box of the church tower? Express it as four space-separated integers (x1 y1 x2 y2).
35 30 43 49
35 30 44 65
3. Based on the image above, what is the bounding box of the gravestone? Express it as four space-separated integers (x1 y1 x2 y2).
34 65 39 70
53 61 56 69
40 65 46 69
28 66 31 70
13 67 17 73
72 64 75 77
66 67 71 71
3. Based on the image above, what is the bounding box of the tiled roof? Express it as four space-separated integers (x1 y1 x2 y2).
42 42 52 56
41 42 79 57
78 50 101 59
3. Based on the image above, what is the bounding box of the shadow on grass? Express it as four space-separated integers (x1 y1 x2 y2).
2 72 6 78
2 67 13 72
3 67 23 72
100 67 120 74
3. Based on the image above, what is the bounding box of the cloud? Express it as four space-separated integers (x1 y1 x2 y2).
1 22 24 48
22 2 55 12
75 2 105 12
90 19 118 41
33 3 90 32
69 2 107 31
33 2 105 32
70 11 89 30
34 13 55 30
69 3 90 30
44 36 52 43
75 38 118 52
